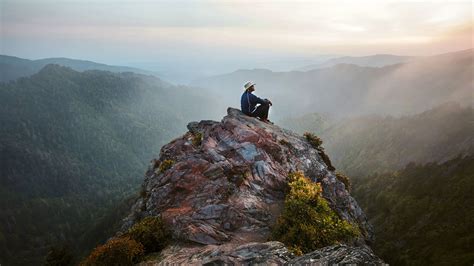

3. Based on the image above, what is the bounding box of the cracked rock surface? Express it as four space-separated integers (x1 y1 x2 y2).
122 107 381 264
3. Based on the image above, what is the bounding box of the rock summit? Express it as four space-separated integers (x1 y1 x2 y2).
122 107 381 264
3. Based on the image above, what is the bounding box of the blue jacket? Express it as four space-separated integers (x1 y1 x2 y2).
241 91 266 115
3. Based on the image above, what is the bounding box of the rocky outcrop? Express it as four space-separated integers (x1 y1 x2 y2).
139 242 383 265
122 107 379 263
145 242 291 265
288 244 384 265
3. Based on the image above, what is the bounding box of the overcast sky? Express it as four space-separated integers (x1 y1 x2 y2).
1 0 472 79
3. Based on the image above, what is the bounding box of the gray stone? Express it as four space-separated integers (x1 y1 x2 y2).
123 107 381 264
141 242 385 265
288 244 386 265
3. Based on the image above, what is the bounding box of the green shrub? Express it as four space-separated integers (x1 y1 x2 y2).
126 216 171 253
335 171 351 191
81 237 144 266
158 160 174 173
192 132 203 146
304 132 323 148
279 139 291 147
303 132 335 171
319 151 336 171
139 187 147 198
44 245 73 266
271 171 359 254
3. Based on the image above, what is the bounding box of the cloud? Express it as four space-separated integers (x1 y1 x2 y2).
1 0 472 61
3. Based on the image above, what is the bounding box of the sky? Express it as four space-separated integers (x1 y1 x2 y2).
1 0 472 82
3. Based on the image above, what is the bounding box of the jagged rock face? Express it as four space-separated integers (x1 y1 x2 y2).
123 107 373 252
140 242 383 265
288 244 384 265
147 241 292 265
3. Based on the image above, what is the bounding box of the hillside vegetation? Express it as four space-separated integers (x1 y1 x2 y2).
353 155 474 265
324 103 473 176
281 101 474 265
0 65 217 265
281 102 473 176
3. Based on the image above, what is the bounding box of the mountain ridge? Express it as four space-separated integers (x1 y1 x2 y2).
192 49 473 118
295 53 415 71
0 64 219 265
92 107 384 264
0 55 160 83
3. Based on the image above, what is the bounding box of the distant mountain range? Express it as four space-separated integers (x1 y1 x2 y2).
281 102 473 176
192 49 473 119
0 64 219 265
295 54 415 71
331 102 473 173
0 55 159 83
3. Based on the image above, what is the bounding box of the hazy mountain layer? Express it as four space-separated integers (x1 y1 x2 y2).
325 103 473 176
295 54 414 71
193 49 473 119
281 102 473 176
0 55 158 83
0 65 218 265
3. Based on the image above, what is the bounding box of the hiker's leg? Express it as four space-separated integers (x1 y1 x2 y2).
252 103 270 120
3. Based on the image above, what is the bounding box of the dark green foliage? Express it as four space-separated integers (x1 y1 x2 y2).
82 216 170 265
353 155 474 265
322 103 474 176
304 132 323 148
0 65 219 265
282 104 473 176
159 160 175 173
304 132 335 171
278 139 291 148
81 237 144 266
279 103 473 264
125 216 171 253
335 171 351 191
319 152 336 171
44 245 74 266
272 172 359 254
77 196 137 260
192 132 203 146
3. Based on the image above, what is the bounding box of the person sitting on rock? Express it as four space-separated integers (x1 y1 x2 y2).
240 81 272 123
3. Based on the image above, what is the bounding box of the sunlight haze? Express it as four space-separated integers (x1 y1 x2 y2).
1 0 472 82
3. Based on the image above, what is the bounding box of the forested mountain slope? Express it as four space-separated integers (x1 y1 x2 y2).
0 64 217 265
280 102 474 265
352 155 474 265
281 102 473 176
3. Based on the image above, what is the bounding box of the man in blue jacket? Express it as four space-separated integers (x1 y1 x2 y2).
240 81 272 123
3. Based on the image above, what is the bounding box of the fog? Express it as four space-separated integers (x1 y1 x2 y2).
2 0 472 84
189 49 473 122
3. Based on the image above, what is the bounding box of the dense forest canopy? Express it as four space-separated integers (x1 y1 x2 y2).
0 65 218 265
353 155 474 265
